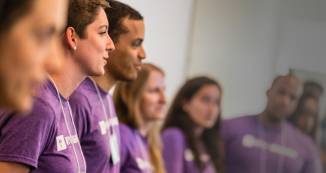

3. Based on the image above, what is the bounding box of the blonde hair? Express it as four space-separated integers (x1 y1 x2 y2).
113 63 166 173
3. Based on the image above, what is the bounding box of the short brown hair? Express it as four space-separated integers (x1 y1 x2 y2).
67 0 109 38
271 73 301 89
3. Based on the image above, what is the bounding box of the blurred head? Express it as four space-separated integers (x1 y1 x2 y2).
304 81 324 99
140 68 166 121
105 0 145 81
114 63 166 173
0 0 68 112
114 63 166 127
288 94 319 140
183 83 221 129
265 74 303 123
165 77 222 129
63 0 114 76
163 76 223 172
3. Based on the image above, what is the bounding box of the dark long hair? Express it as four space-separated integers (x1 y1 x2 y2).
0 0 34 33
163 76 224 173
288 93 319 141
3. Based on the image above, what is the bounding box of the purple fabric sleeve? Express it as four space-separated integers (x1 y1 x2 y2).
0 98 55 169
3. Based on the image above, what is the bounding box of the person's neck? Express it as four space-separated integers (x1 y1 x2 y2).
194 126 204 138
49 55 85 99
258 111 283 128
138 120 153 137
92 72 116 92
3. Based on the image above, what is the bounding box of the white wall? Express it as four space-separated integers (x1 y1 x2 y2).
188 0 326 119
275 0 326 76
187 0 281 118
118 0 195 100
275 0 326 117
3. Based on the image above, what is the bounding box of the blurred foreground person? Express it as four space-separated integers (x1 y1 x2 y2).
0 0 114 172
0 0 68 112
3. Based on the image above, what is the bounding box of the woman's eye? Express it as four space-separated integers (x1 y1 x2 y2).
201 96 210 102
147 87 159 93
99 31 107 35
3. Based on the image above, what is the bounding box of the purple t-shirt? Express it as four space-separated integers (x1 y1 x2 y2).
119 123 153 173
162 128 216 173
69 77 120 173
222 115 322 173
0 80 86 173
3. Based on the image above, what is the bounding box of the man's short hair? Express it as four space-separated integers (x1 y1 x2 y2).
271 73 301 89
106 0 143 43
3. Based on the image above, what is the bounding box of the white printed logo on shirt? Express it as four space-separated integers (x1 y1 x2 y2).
56 135 67 151
184 149 194 161
136 158 153 171
99 121 105 135
98 118 121 164
56 134 79 151
242 134 298 158
98 117 119 135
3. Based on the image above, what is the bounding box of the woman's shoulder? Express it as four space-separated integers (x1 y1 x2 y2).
119 123 134 135
162 127 186 145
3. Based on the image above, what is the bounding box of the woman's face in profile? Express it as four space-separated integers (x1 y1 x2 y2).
183 84 221 129
140 70 166 121
0 0 68 112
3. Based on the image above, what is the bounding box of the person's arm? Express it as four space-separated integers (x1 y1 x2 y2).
0 162 30 173
162 128 186 173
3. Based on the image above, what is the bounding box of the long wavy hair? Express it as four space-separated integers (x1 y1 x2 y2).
163 76 224 173
113 63 166 173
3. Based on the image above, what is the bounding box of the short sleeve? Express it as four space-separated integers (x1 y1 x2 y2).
0 98 55 168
